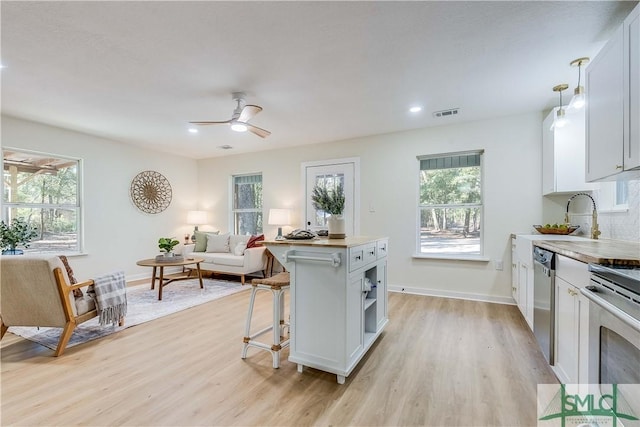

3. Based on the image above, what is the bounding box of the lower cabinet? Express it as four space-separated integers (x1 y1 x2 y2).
554 276 581 383
517 262 533 329
553 255 590 384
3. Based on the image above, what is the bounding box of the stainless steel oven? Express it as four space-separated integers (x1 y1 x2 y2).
582 264 640 415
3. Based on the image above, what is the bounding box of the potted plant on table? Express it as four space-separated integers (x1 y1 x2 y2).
311 183 346 239
158 237 180 258
0 217 38 255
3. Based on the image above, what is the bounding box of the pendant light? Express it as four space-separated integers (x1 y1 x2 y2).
551 84 569 130
568 57 589 110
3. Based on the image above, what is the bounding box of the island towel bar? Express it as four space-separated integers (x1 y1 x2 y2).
284 251 342 267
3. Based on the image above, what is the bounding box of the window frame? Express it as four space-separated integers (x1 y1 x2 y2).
230 172 263 235
2 147 83 254
415 150 487 261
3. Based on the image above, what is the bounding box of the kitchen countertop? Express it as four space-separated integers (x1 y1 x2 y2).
533 239 640 266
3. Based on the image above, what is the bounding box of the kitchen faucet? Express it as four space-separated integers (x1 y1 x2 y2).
565 192 601 240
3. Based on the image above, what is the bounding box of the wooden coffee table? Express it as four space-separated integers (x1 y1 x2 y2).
136 257 205 300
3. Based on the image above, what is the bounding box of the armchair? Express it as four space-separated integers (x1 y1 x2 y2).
0 255 124 356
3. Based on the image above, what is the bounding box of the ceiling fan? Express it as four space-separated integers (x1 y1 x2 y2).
190 92 271 138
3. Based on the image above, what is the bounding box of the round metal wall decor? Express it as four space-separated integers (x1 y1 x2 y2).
130 170 172 214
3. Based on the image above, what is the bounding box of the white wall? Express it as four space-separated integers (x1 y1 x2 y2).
1 116 198 280
198 112 544 303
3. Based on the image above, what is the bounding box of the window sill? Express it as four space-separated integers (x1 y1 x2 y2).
599 207 629 214
412 254 490 262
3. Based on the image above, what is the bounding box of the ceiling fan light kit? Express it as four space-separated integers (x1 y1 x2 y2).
189 92 271 138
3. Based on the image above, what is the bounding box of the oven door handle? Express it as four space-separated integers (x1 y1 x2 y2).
581 288 640 332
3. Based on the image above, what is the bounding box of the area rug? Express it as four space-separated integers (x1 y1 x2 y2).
8 278 249 350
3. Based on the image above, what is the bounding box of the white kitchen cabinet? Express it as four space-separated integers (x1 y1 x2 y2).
586 3 640 181
542 108 595 195
553 254 590 384
264 237 388 384
514 237 534 329
625 3 640 170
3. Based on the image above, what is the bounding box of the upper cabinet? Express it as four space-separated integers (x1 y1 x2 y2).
542 108 595 195
626 3 640 171
585 3 640 182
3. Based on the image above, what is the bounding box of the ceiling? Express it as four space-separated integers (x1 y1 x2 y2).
1 1 637 159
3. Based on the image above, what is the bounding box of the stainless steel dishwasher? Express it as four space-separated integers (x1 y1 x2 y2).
533 246 555 364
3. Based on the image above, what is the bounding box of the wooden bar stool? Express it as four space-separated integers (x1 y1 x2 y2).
241 272 290 368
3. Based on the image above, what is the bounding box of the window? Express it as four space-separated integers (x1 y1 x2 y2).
598 180 629 212
310 173 344 229
417 151 483 257
2 148 82 253
232 173 262 235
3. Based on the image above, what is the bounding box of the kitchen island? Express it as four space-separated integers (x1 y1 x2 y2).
263 236 388 384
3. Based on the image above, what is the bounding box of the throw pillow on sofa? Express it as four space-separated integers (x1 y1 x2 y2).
246 234 264 248
229 234 251 250
206 233 230 253
233 242 247 256
194 230 219 252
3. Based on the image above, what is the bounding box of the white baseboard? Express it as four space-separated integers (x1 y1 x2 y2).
388 284 516 306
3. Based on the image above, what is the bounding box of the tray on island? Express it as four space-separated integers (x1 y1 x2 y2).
533 225 580 235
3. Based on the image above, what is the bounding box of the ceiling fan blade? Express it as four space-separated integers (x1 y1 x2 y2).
246 123 271 138
238 105 262 123
189 120 231 125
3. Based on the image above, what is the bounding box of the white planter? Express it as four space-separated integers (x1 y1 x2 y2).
327 215 346 239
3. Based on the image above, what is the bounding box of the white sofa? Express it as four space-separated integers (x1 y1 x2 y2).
183 241 267 285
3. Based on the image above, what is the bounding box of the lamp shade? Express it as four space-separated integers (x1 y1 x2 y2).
268 209 291 226
186 210 207 225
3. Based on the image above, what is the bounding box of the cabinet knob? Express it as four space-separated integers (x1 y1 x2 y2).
616 165 623 170
568 288 578 297
512 287 517 291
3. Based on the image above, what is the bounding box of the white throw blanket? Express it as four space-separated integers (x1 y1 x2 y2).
88 271 128 326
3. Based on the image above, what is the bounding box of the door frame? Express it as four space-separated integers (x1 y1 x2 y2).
301 157 361 235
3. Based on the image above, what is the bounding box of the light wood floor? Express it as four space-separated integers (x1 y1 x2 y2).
1 286 557 426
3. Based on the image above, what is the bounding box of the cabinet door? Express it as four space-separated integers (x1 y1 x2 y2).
347 274 364 362
586 24 625 181
554 277 579 384
517 263 528 323
625 4 640 170
376 260 387 328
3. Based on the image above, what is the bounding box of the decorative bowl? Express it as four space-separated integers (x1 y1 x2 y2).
533 225 580 235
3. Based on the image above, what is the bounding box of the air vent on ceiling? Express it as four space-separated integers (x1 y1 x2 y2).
432 108 460 118
219 145 233 150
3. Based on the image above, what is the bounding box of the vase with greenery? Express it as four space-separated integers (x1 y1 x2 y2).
0 217 38 255
158 237 180 257
311 183 346 238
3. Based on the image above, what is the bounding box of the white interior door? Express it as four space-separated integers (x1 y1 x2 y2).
302 158 359 236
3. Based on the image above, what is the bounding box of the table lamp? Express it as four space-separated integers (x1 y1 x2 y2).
186 210 208 243
268 208 291 241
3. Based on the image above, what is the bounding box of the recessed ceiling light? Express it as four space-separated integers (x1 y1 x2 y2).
409 106 423 113
188 128 198 134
